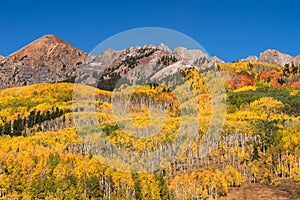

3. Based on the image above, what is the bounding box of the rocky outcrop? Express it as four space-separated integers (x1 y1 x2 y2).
241 55 258 63
241 49 300 66
151 61 193 81
259 49 300 66
0 34 88 89
157 43 172 53
174 47 209 66
174 46 223 67
210 56 224 64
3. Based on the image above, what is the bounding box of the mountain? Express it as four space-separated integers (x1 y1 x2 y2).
78 44 221 90
0 36 300 199
0 35 222 90
241 49 300 66
0 34 88 89
2 35 300 91
259 49 300 66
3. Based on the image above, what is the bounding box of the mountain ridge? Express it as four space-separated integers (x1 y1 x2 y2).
1 35 299 65
0 34 300 90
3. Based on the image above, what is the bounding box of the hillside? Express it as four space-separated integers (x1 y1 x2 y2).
0 36 299 199
0 70 299 199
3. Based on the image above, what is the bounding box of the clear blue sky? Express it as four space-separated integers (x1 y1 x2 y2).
1 0 300 61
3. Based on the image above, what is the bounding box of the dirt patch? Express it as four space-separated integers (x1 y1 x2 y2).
227 184 294 200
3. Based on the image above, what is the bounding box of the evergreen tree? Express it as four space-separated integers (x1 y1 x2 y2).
4 121 12 136
87 175 103 199
132 173 142 200
155 174 172 200
35 110 41 124
13 115 23 136
28 110 36 128
46 110 51 121
0 125 3 136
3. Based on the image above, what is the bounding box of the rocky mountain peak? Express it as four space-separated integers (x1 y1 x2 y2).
0 55 4 62
210 56 224 64
241 49 300 66
173 46 223 67
174 46 208 63
7 34 80 58
158 43 172 53
258 49 294 66
240 55 258 63
174 46 207 57
0 34 88 89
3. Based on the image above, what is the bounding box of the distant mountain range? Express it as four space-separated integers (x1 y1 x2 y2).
0 34 299 90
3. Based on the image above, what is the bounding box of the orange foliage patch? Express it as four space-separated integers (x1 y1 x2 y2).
259 71 280 82
229 72 255 89
289 81 300 88
270 79 282 88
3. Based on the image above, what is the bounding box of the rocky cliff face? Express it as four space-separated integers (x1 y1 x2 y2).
259 49 300 66
0 34 88 89
241 49 300 66
0 55 4 62
174 47 209 66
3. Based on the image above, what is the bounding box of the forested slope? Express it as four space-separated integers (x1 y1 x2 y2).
0 61 299 199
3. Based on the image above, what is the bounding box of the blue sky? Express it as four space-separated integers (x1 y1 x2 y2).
1 0 300 61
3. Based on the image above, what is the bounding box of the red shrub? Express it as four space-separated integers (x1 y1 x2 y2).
290 81 300 88
229 72 255 89
259 71 280 82
270 79 281 88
